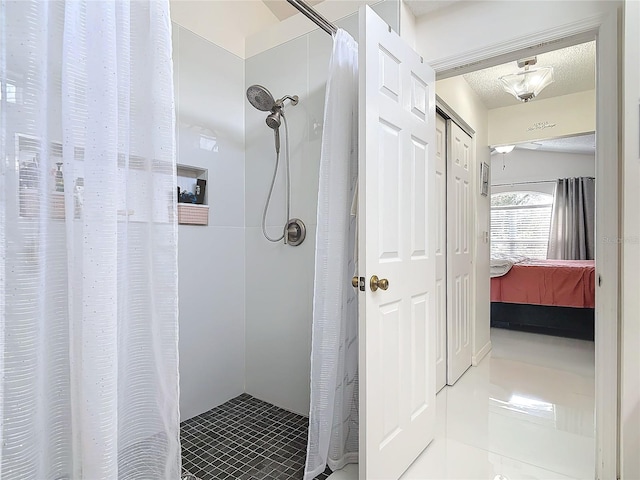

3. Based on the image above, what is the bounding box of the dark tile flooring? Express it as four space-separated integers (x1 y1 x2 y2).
181 394 333 480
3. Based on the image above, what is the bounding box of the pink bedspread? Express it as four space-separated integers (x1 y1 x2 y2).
490 259 595 308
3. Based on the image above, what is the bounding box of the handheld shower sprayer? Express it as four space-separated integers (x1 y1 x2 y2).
265 109 282 153
246 85 305 246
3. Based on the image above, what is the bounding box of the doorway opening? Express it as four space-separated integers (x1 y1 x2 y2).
413 13 618 478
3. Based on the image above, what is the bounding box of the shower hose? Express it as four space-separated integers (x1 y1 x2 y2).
262 113 291 243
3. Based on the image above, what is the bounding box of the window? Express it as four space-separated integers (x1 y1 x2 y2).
491 191 553 259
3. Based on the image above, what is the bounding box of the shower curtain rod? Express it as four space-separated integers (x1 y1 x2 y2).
287 0 338 36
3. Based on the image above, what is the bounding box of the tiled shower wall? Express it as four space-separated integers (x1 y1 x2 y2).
173 24 246 420
244 2 399 416
173 1 399 421
244 25 331 417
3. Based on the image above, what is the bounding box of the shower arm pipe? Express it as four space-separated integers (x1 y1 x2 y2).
275 95 299 108
286 0 338 36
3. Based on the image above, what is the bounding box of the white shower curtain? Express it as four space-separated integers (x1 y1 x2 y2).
305 29 359 480
0 1 180 478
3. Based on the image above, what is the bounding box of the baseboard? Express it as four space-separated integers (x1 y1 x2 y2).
472 340 492 366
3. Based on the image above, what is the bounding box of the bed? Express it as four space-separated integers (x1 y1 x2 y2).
490 259 595 340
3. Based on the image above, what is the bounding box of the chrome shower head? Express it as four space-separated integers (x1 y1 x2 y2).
266 109 282 154
247 85 276 112
266 109 281 130
247 85 298 155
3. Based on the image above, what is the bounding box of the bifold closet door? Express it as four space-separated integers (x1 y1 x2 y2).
435 114 447 393
446 120 473 385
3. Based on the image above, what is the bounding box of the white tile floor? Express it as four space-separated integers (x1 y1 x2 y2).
401 328 596 480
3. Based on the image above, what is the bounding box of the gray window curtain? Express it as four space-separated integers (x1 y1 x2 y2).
547 177 595 260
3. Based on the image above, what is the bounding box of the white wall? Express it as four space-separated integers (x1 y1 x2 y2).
173 25 246 420
488 91 596 147
244 30 324 416
244 2 398 416
399 0 417 50
414 1 620 70
491 149 595 193
435 76 491 365
170 0 279 58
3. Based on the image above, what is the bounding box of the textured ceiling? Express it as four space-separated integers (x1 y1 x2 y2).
262 0 323 21
514 133 596 155
463 41 596 110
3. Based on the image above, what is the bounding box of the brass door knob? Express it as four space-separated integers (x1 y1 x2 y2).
370 275 389 292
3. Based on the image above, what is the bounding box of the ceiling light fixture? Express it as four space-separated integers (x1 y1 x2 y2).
499 56 554 103
495 145 515 154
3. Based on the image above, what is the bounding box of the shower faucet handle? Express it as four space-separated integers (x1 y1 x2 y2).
285 218 306 246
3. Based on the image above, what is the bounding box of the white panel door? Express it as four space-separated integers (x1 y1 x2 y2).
446 120 473 385
358 6 436 479
435 114 447 393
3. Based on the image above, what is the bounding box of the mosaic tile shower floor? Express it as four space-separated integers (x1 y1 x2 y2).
181 394 333 480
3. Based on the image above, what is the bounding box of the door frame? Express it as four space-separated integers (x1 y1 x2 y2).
430 11 621 480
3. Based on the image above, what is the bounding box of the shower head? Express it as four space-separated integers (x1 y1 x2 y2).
266 109 281 130
247 85 276 112
247 85 297 155
266 109 282 154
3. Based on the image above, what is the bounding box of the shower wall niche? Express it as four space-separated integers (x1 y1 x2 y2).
177 164 208 225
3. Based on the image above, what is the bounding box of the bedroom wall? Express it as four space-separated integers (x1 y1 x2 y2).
488 91 596 147
491 149 596 194
435 76 492 365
